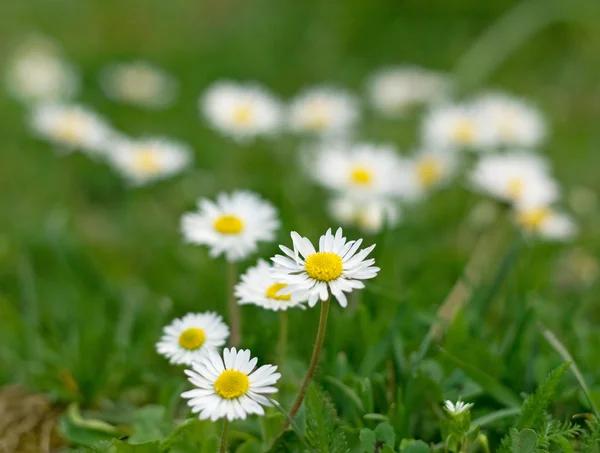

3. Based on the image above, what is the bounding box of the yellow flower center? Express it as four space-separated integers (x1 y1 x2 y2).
507 178 525 200
416 158 442 188
517 207 550 230
55 114 85 143
350 167 373 186
451 120 475 145
305 101 330 130
178 328 206 350
134 148 161 174
213 215 244 235
498 115 517 139
305 252 343 282
214 369 250 399
233 104 253 126
265 282 291 301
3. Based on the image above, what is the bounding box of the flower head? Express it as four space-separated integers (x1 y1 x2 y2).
514 205 577 241
156 312 229 366
422 103 483 149
444 400 473 415
182 347 281 421
235 259 307 311
398 148 460 200
271 228 379 307
181 191 280 262
329 196 401 234
200 81 281 141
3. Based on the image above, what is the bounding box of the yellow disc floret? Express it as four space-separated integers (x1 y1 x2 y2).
54 114 85 144
178 328 206 350
517 207 550 231
214 370 250 399
507 178 525 200
350 167 373 186
266 283 291 301
451 120 475 145
304 252 343 282
214 215 244 235
233 104 253 126
416 158 442 188
134 148 161 174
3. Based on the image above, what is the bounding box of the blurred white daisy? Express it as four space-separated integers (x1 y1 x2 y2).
100 61 178 109
182 347 281 421
181 191 280 262
422 103 483 149
5 35 79 103
156 312 229 366
469 152 560 208
31 103 113 154
444 400 473 415
310 142 406 201
271 228 380 308
398 148 460 200
514 205 577 241
367 66 451 116
288 86 359 137
235 259 306 311
107 137 192 186
474 92 546 148
200 81 281 141
329 196 401 234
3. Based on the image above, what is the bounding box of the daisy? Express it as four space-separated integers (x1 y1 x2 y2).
100 61 178 109
367 66 451 116
469 151 560 208
107 136 192 186
271 227 380 307
181 191 280 262
514 205 577 241
182 347 281 421
235 259 306 311
310 142 406 201
398 148 460 200
329 196 401 234
444 400 473 415
5 35 79 103
421 103 484 149
156 312 229 366
200 81 281 141
288 86 359 136
30 103 113 154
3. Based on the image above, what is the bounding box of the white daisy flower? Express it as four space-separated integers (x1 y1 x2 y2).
398 148 460 200
422 103 484 149
329 196 401 234
288 86 359 137
444 400 473 415
30 103 113 154
271 228 380 308
200 81 281 141
181 191 280 262
182 347 281 421
514 205 577 241
474 92 546 148
367 66 451 116
100 61 178 109
156 312 229 366
235 259 306 311
107 137 192 186
469 151 560 208
310 142 406 201
5 36 79 103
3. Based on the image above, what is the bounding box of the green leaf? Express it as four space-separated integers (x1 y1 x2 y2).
159 419 217 453
374 422 395 448
359 428 376 452
129 405 171 444
112 439 161 453
58 404 124 446
324 376 365 412
305 384 348 453
401 439 430 453
260 411 287 445
509 428 536 453
236 439 262 453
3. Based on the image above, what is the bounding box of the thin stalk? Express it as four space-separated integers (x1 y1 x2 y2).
278 298 330 435
277 311 289 368
219 418 230 453
227 261 241 347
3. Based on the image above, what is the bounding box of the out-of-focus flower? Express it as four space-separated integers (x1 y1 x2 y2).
288 86 359 137
398 148 459 200
181 191 280 262
235 259 306 311
200 81 281 141
100 61 178 109
329 196 401 234
156 312 229 366
421 103 484 149
469 151 559 208
514 205 577 241
30 103 113 154
554 248 600 291
5 35 79 103
367 66 451 116
107 137 192 186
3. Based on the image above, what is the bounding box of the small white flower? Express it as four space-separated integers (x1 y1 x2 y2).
181 191 280 262
200 81 281 141
329 196 401 234
100 61 178 109
30 103 113 154
156 312 229 366
235 259 306 311
469 151 560 208
444 400 473 415
271 228 380 308
182 347 281 421
474 92 546 148
398 148 460 200
367 66 451 116
310 142 406 201
514 205 577 241
288 86 359 136
422 103 483 149
107 137 192 186
5 36 79 103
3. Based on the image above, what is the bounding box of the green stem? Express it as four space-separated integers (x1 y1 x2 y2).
277 310 288 368
219 419 230 453
227 261 241 347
